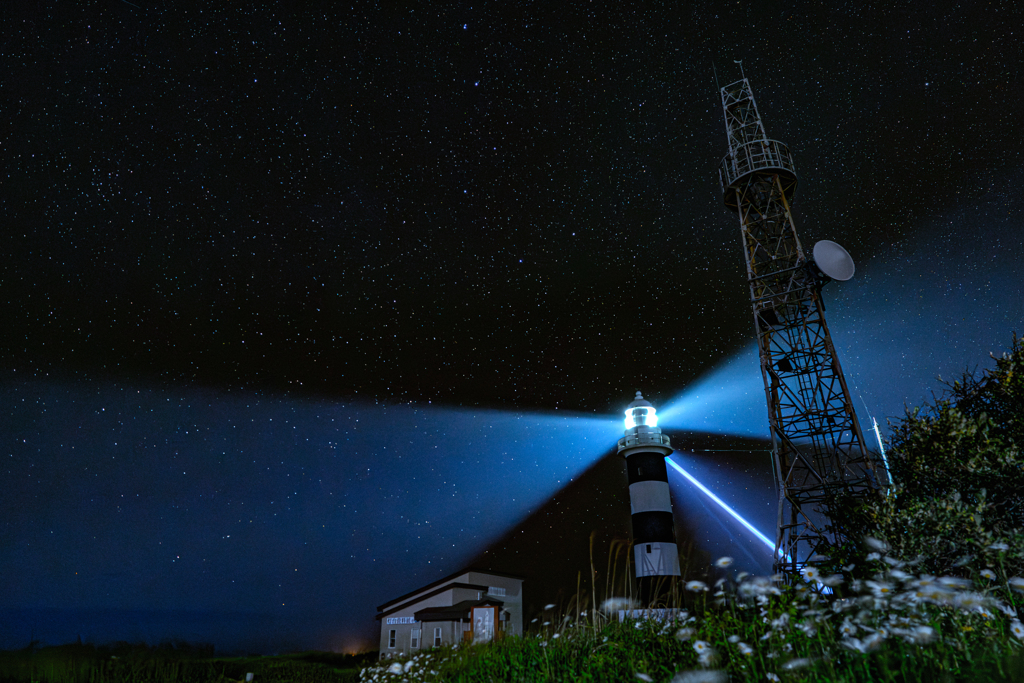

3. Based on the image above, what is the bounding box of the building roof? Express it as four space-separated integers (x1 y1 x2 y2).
414 599 505 623
376 582 488 620
376 568 525 612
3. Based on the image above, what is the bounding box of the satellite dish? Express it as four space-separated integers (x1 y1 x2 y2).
812 240 856 281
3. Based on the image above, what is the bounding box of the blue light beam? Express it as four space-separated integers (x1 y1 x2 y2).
665 456 785 560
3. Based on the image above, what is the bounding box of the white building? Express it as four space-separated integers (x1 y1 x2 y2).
375 569 524 657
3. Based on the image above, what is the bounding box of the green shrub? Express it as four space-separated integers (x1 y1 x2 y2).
830 333 1024 579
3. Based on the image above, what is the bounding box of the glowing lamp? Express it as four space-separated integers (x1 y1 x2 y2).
624 392 658 429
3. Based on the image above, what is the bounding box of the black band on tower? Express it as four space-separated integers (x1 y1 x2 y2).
625 452 668 484
630 510 676 544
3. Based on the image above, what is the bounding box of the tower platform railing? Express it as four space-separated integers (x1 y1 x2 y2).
617 432 672 449
719 139 796 194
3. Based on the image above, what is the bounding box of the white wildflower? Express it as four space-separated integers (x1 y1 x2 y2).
403 661 414 673
766 673 781 681
822 574 845 587
797 622 817 637
771 613 790 630
737 642 754 656
938 576 972 590
843 563 856 572
996 601 1017 617
783 658 813 670
539 641 547 648
715 556 734 568
839 619 857 637
866 552 881 561
865 537 890 552
686 580 709 592
889 569 912 582
953 592 989 611
635 674 653 682
387 664 403 675
1009 621 1024 640
693 640 712 654
981 569 997 580
670 671 728 683
800 566 820 582
841 638 867 653
543 621 551 626
544 603 556 610
988 542 1010 552
601 597 635 612
863 632 886 650
866 580 894 598
1008 577 1024 593
552 633 560 639
910 625 935 644
727 635 741 643
698 652 716 667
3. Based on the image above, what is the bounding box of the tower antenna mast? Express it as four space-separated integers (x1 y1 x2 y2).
715 73 883 575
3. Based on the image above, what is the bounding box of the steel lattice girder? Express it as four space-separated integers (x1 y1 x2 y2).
718 77 879 574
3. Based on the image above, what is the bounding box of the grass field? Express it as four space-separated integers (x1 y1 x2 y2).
0 642 374 683
363 552 1024 682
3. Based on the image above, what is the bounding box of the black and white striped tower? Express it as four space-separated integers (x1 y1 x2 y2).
617 391 680 603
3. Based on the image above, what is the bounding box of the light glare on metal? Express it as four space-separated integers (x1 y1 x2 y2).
625 406 658 430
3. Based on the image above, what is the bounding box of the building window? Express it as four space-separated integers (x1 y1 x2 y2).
410 629 420 648
433 627 442 647
487 586 506 597
388 630 396 648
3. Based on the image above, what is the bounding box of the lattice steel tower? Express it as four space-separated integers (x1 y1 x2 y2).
716 75 882 574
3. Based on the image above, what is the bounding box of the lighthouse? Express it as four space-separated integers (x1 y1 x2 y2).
618 391 680 603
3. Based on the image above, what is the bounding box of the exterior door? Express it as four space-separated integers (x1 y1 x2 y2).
471 606 497 643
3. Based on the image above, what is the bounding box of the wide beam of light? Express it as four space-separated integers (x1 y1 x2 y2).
0 376 624 651
665 456 785 560
656 347 768 438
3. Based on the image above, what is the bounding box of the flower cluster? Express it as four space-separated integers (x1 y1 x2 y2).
360 652 444 683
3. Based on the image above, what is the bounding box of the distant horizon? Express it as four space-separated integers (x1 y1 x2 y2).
0 607 376 656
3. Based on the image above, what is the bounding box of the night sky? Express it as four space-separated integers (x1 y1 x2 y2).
3 0 1023 654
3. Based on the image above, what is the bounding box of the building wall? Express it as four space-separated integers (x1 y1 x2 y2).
377 585 475 656
378 572 524 656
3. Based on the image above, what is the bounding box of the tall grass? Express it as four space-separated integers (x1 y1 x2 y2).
361 541 1024 682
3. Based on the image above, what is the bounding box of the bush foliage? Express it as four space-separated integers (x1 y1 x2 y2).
833 333 1024 578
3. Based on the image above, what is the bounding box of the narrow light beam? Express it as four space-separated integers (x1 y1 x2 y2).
872 417 893 485
665 456 787 561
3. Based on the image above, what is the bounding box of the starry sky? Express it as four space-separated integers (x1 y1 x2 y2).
3 0 1023 654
